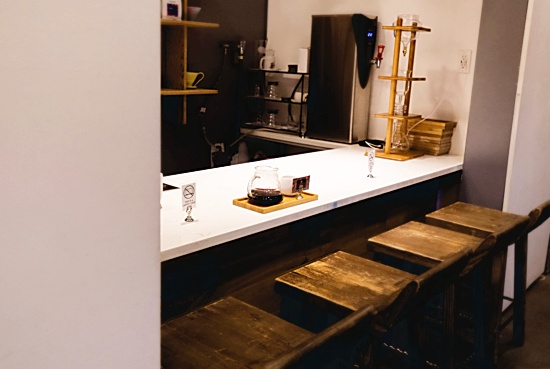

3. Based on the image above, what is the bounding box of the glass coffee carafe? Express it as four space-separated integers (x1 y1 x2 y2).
247 166 283 206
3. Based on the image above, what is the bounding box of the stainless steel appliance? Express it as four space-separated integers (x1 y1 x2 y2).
307 14 378 143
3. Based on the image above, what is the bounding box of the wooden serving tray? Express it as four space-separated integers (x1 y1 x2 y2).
233 192 318 214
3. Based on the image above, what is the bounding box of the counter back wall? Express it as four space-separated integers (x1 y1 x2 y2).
162 0 268 175
267 0 482 156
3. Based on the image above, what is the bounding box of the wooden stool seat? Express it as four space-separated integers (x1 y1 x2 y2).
368 221 484 268
162 297 313 368
161 296 376 369
275 251 416 315
275 250 471 368
425 201 525 239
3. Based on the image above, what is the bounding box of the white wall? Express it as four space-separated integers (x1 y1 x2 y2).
0 1 160 368
267 0 483 154
503 0 550 295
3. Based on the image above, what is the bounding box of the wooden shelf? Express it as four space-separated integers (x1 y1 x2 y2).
378 76 426 81
382 25 431 32
161 19 219 28
375 113 422 120
161 88 218 96
249 68 308 76
160 0 220 124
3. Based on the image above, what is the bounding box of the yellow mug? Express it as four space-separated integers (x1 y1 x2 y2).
186 72 205 88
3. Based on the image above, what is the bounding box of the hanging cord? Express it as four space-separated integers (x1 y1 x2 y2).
405 71 458 135
228 131 249 149
363 140 384 150
406 96 446 135
199 44 230 147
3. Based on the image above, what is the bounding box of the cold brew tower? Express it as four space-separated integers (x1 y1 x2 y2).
374 15 431 160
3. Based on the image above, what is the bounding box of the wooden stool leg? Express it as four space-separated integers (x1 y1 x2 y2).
407 309 424 369
545 233 550 275
488 248 508 367
472 264 492 369
442 284 456 369
513 235 527 346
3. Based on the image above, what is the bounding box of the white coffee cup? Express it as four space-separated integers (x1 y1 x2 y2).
280 176 297 196
292 92 308 103
260 49 276 70
281 175 310 196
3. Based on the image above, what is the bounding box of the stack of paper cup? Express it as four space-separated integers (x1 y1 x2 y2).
298 48 309 73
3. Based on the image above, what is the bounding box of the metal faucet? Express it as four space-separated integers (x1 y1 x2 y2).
237 40 246 61
370 45 385 68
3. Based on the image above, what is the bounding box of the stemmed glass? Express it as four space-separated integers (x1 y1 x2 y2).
184 205 194 222
366 148 375 178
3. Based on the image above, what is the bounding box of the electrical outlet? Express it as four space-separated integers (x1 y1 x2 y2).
459 50 472 74
211 143 224 154
210 143 228 168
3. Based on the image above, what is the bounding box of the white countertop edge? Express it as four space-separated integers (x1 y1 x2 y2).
161 148 462 261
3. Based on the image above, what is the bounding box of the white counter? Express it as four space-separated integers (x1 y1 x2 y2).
161 145 463 261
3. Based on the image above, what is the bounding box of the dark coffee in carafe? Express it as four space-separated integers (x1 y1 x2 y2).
248 188 283 206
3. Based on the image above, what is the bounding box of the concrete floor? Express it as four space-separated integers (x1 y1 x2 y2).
498 274 550 369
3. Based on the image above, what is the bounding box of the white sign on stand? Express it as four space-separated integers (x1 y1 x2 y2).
182 183 196 222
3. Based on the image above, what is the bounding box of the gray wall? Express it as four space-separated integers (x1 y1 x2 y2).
460 0 529 209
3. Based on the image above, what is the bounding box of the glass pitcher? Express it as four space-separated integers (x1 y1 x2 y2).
390 119 410 154
247 166 282 206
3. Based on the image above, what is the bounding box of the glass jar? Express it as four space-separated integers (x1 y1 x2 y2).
393 91 405 116
266 109 278 127
247 166 282 206
266 81 279 99
390 119 410 154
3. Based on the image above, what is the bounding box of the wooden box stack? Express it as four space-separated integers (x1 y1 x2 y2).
407 118 457 156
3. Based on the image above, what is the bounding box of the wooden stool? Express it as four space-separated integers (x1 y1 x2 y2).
527 200 550 275
367 221 490 368
368 221 484 268
425 202 532 344
420 201 530 369
275 250 470 368
161 296 375 369
505 200 550 341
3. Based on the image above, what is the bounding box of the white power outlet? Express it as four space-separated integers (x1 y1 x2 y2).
211 143 224 154
210 143 225 167
459 50 472 74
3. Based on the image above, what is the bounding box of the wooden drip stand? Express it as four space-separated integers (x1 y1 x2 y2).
374 16 431 161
